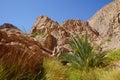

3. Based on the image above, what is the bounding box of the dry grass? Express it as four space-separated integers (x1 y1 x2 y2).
43 58 68 80
43 58 120 80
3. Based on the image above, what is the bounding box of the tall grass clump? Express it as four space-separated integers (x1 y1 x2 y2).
42 58 68 80
0 63 44 80
59 33 109 70
80 68 120 80
0 46 45 80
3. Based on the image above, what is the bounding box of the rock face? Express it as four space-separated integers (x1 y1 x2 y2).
88 0 120 50
30 0 120 52
30 16 99 56
0 23 49 72
1 0 120 71
30 16 59 52
61 19 99 39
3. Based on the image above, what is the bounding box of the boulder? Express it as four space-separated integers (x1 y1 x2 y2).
88 0 120 50
0 23 49 72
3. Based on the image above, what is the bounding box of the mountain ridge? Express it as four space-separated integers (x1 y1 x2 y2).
0 0 119 70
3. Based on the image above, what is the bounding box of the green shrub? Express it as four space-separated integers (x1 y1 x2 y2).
107 49 120 61
59 33 109 70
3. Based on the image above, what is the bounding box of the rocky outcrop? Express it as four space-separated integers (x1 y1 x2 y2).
0 23 50 72
88 0 120 50
30 16 59 36
30 16 99 56
30 0 120 52
30 16 60 52
1 0 120 72
61 19 99 39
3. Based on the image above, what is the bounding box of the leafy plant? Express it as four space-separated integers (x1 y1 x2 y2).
59 33 109 70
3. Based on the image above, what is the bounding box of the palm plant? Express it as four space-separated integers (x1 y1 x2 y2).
59 33 108 70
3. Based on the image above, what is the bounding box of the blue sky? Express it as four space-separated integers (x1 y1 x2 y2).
0 0 113 33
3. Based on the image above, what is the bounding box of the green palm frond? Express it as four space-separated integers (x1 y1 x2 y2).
59 32 109 70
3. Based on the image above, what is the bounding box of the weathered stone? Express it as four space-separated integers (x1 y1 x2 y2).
61 20 99 40
88 0 120 50
30 16 59 35
0 23 49 72
43 34 57 51
30 16 99 56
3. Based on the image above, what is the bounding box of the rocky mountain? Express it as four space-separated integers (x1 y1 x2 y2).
88 0 120 50
30 0 120 54
30 16 99 56
0 0 120 71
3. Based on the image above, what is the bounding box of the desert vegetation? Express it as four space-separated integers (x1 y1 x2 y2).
0 33 120 80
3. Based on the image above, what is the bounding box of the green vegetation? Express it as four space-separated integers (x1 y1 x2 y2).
108 49 120 61
0 63 44 80
59 34 109 70
32 31 45 41
106 38 111 42
43 58 68 80
41 58 120 80
0 34 120 80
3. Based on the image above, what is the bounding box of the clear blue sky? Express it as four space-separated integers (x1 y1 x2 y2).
0 0 113 33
